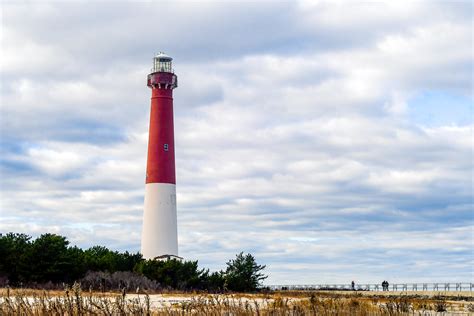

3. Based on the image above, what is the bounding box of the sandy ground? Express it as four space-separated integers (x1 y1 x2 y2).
124 292 473 313
127 293 276 309
2 289 473 314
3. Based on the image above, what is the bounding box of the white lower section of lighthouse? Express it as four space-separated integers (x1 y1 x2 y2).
141 183 178 259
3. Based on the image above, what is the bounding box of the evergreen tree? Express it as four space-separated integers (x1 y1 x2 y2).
0 233 32 283
26 233 72 283
225 252 267 292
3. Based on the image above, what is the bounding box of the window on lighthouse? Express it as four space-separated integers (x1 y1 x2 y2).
164 144 169 151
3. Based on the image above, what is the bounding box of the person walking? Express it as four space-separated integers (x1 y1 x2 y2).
351 280 355 290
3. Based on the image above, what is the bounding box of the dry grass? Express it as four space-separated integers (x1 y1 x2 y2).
1 285 472 315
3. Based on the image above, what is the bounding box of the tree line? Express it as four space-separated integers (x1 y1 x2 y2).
0 233 267 292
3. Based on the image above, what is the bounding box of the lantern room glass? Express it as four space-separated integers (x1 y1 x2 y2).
153 58 173 73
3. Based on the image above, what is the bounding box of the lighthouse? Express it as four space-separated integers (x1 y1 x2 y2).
141 52 179 260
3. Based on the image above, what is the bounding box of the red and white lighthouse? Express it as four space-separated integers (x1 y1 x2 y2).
141 52 179 260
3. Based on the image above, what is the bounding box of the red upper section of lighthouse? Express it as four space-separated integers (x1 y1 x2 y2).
147 72 177 89
145 53 177 184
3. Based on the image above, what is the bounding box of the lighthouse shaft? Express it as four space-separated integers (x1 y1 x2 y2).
146 88 176 184
141 53 179 260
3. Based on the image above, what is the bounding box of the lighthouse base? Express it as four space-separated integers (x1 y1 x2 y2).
141 183 178 259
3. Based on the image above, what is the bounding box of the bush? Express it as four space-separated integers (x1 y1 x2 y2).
135 259 206 290
80 271 159 291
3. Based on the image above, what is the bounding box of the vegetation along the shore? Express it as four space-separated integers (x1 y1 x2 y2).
0 232 266 292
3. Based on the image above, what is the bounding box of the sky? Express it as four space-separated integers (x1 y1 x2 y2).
0 1 472 285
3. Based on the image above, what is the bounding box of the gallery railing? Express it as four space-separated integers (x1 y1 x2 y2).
268 283 473 292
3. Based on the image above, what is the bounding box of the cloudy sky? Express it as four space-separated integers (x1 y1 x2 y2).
1 1 472 284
